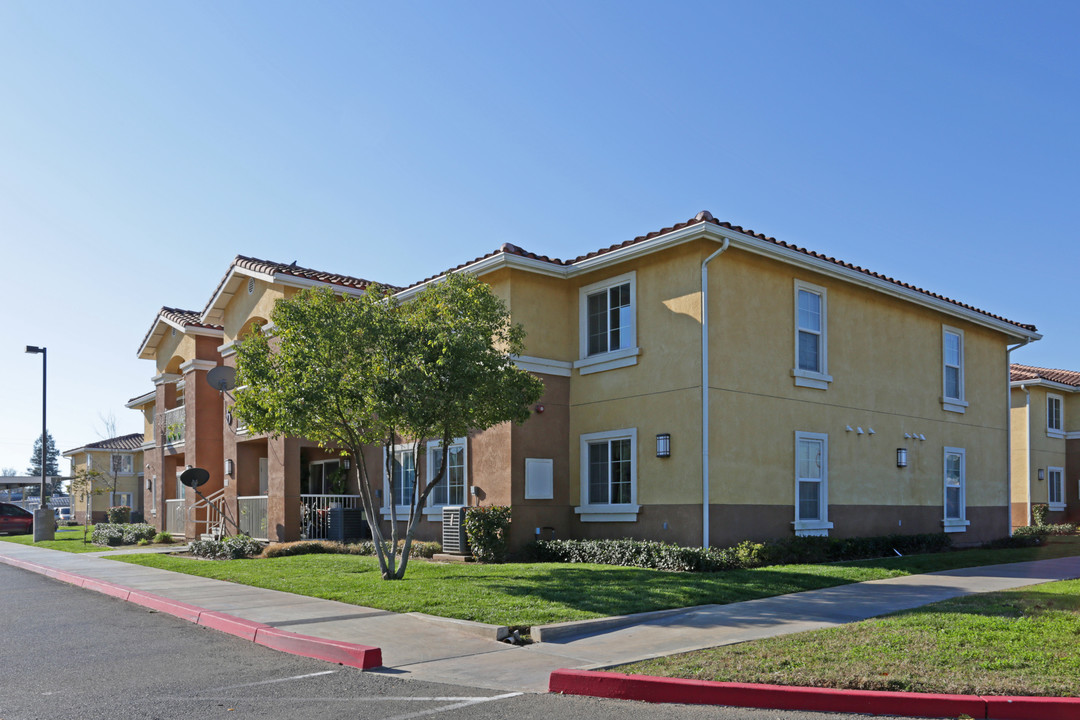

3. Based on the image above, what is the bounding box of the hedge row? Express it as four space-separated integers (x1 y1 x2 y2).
189 535 265 560
1013 523 1078 538
261 539 442 559
524 533 954 573
91 523 158 547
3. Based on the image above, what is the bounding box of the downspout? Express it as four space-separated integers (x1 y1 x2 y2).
701 237 731 548
1007 337 1032 536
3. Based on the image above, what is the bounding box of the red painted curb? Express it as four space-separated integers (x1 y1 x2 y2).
127 591 205 623
551 670 1035 719
81 578 132 601
255 626 383 670
197 611 266 642
985 695 1080 720
45 568 88 587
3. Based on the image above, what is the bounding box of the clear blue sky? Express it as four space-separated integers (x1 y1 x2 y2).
1 1 1077 473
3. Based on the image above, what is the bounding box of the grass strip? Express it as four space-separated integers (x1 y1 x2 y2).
0 527 106 553
111 537 1080 627
618 578 1080 697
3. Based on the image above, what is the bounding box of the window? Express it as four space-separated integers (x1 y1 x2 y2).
942 327 967 413
794 432 832 536
383 448 415 509
943 447 969 531
427 439 467 509
1048 466 1065 511
307 460 342 495
1047 394 1064 437
792 281 831 389
110 492 133 508
111 454 134 475
576 272 639 375
575 428 639 522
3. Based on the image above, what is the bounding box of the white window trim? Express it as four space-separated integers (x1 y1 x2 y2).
110 453 135 476
576 271 639 374
109 492 133 508
423 437 468 518
380 446 417 520
793 280 831 390
793 431 833 536
1048 466 1065 511
1047 393 1065 438
943 446 969 531
941 326 967 413
575 428 640 522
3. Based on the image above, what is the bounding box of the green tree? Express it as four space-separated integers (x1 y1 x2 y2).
27 430 60 478
69 466 105 543
234 276 543 579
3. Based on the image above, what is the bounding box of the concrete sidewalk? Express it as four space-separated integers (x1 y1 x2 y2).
1 542 1078 694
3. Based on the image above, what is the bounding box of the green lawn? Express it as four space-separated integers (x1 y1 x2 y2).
0 526 107 553
618 578 1080 697
112 537 1080 628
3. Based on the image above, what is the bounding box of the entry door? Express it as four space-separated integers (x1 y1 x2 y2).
258 458 269 495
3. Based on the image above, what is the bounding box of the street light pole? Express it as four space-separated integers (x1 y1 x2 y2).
25 345 53 541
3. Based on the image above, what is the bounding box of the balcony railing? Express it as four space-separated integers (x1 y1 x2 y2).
161 406 185 445
300 494 361 540
238 495 269 540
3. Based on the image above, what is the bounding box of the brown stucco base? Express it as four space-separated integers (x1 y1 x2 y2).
568 503 1011 550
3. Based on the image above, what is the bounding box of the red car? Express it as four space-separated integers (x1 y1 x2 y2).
0 503 34 535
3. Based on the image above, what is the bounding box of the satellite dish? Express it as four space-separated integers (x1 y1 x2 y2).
207 365 236 392
179 467 210 488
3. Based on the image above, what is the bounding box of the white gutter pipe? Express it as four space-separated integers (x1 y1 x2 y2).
1006 337 1031 536
701 237 731 548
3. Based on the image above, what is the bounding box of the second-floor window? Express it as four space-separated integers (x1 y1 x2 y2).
110 454 133 475
1047 394 1064 436
587 281 632 356
793 281 830 389
942 327 966 413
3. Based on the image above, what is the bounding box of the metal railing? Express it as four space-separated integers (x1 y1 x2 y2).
165 499 185 535
300 494 361 540
161 406 185 445
190 488 229 539
237 495 269 540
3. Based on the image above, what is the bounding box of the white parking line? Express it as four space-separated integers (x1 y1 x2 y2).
378 692 523 720
209 670 339 690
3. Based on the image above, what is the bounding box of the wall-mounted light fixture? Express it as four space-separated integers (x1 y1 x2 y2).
1038 468 1045 482
225 459 235 477
656 433 671 458
897 448 908 468
342 457 351 470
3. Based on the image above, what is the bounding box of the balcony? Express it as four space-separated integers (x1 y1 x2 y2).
161 406 185 446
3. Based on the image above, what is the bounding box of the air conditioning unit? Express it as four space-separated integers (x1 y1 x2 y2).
441 506 469 555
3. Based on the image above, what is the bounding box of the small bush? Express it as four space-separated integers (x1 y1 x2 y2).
59 520 80 527
153 532 174 544
1031 503 1050 526
189 535 264 560
137 538 151 546
464 506 511 563
1014 523 1077 539
984 535 1041 549
107 506 132 524
89 523 156 547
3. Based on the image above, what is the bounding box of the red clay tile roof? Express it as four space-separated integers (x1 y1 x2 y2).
63 433 145 455
400 211 1037 333
137 306 224 357
1010 364 1080 387
201 255 393 320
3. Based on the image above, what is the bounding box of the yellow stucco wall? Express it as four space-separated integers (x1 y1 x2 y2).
499 239 1017 523
1020 386 1069 506
155 331 196 374
222 279 285 343
66 450 144 515
1010 389 1031 512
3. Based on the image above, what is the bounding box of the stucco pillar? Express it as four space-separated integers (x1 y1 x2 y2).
267 436 301 542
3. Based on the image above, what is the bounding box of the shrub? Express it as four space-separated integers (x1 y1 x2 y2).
1014 523 1077 539
107 506 132 524
137 538 151 546
153 532 174 544
464 506 511 563
91 524 124 547
983 535 1041 549
89 522 157 547
525 532 954 573
1031 503 1050 526
189 535 264 560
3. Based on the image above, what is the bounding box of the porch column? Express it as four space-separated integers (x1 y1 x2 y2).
267 436 302 542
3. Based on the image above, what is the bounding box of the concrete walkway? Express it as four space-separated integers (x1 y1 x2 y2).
1 542 1078 693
